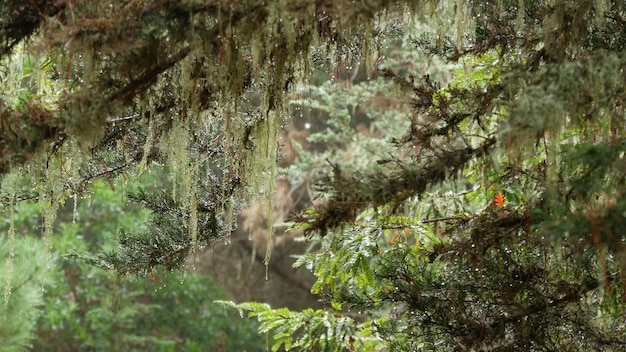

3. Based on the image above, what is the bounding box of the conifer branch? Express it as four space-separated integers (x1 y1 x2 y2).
420 216 468 224
304 138 496 236
106 46 191 103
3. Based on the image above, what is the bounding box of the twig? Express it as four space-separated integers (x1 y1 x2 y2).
420 216 468 224
106 113 141 123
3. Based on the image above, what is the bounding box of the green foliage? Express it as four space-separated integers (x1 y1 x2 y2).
151 275 264 352
0 235 44 352
295 225 381 307
218 301 385 351
0 178 264 351
95 165 245 275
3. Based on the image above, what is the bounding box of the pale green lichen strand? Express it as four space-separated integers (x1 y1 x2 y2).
138 117 156 174
161 114 201 253
3 174 16 304
40 155 63 281
163 116 191 201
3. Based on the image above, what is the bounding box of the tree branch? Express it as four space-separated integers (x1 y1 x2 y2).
106 46 191 103
304 138 497 236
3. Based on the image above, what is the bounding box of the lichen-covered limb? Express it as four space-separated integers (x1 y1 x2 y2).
303 138 496 236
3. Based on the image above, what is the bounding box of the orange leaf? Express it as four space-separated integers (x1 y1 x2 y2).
494 192 505 208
